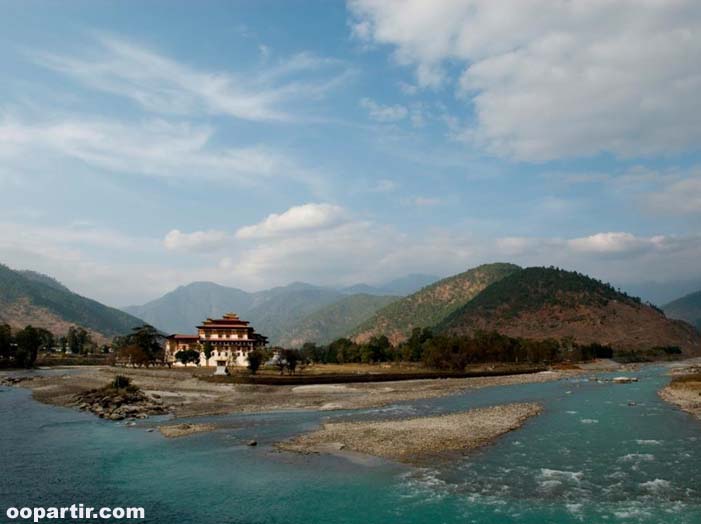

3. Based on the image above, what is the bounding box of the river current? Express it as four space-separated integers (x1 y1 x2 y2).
1 366 699 523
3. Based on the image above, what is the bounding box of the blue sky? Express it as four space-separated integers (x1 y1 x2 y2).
1 0 700 306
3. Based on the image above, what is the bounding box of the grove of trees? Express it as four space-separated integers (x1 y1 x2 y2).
296 328 616 372
113 325 165 367
0 324 56 368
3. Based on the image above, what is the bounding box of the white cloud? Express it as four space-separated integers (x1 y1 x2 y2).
235 203 345 239
0 116 320 187
226 221 701 293
33 35 349 122
360 97 408 122
5 215 701 305
349 1 701 160
163 229 230 251
567 232 664 255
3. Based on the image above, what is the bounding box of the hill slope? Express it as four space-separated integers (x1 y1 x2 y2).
439 267 701 355
245 283 347 344
664 291 701 330
124 281 346 344
277 293 399 347
124 282 253 334
0 263 144 340
351 263 522 345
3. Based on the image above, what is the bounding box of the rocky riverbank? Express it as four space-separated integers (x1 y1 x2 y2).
659 365 701 419
277 402 543 464
1 366 572 419
71 385 169 421
159 423 216 438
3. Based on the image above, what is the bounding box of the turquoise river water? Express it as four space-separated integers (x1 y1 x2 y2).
1 366 700 523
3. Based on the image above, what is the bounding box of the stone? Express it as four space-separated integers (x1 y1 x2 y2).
247 440 258 446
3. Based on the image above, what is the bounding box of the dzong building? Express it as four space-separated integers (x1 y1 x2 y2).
165 313 268 369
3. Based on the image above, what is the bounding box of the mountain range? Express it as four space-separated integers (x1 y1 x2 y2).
2 260 700 355
0 263 143 341
664 291 701 331
122 275 436 344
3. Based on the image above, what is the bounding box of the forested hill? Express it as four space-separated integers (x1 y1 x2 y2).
438 267 701 355
350 263 522 345
0 263 144 340
277 293 399 347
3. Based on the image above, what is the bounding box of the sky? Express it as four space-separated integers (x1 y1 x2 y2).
1 0 700 307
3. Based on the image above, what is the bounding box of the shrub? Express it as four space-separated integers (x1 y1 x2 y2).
112 375 131 389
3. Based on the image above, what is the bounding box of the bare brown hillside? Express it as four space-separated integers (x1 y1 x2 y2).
439 267 701 355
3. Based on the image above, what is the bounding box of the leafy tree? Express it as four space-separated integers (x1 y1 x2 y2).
330 338 359 364
175 349 200 365
35 328 55 353
202 341 214 364
247 350 264 374
126 325 164 366
282 349 299 375
0 324 12 362
361 335 391 363
15 325 41 368
117 345 150 367
66 326 94 355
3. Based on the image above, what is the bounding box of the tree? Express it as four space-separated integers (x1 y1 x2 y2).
66 327 80 354
126 325 164 366
402 327 432 362
247 350 264 375
202 341 214 365
15 325 41 368
361 335 391 363
35 328 55 353
66 326 94 355
117 345 149 367
0 324 12 363
282 349 299 375
175 349 200 366
330 338 359 364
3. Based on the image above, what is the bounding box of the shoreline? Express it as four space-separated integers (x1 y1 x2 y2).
657 360 701 420
276 402 543 464
1 365 575 421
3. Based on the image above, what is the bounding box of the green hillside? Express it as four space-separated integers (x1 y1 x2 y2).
277 293 399 347
440 266 641 325
0 263 145 339
351 263 522 345
664 291 701 330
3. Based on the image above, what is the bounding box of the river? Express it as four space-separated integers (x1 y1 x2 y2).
1 366 699 523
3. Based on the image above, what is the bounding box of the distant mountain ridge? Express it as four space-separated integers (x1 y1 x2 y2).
125 281 350 344
342 274 438 296
438 267 701 355
664 290 701 331
0 263 144 341
123 274 439 344
277 293 399 347
351 263 522 345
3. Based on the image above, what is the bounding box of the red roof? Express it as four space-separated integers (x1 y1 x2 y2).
197 312 252 329
168 334 199 340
